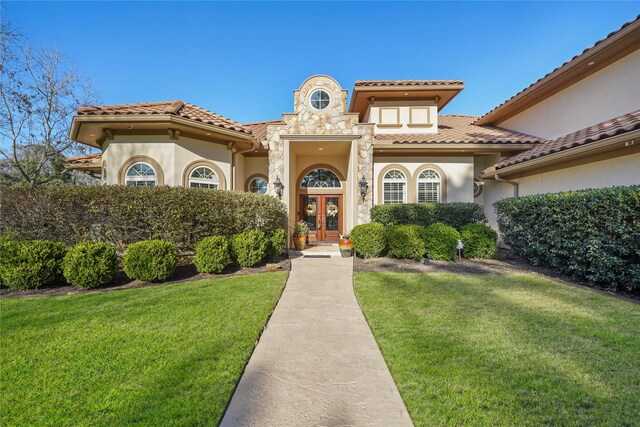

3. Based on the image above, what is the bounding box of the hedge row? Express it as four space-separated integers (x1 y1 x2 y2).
370 202 486 229
0 228 287 290
0 186 287 250
351 221 497 261
494 185 640 292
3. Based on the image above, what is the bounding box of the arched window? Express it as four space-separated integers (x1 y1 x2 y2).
300 168 341 188
383 169 406 204
189 166 219 189
248 177 268 194
417 169 441 203
125 162 157 186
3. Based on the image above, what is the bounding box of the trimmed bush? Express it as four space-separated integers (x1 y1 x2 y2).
0 186 287 250
193 236 231 274
460 224 498 259
387 225 426 260
351 222 387 258
370 202 486 230
231 230 268 268
267 228 287 259
123 240 177 282
423 223 460 261
0 240 67 290
63 241 118 289
494 185 640 292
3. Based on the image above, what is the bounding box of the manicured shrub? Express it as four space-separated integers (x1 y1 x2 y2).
267 228 287 259
386 225 426 260
231 230 268 268
370 202 486 229
193 236 231 274
351 222 387 258
0 240 67 290
123 240 177 282
494 185 640 292
423 223 460 261
460 224 498 259
62 241 118 289
0 186 287 250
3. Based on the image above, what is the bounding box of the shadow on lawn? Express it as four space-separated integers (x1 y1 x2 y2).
363 273 640 425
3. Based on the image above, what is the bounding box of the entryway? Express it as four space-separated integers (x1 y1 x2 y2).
299 194 343 242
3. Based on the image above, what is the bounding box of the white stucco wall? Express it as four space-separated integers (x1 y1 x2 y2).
102 135 232 188
498 50 640 139
373 156 474 204
516 152 640 196
367 100 438 135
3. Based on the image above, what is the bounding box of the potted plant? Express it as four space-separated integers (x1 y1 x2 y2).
293 221 309 250
339 232 353 258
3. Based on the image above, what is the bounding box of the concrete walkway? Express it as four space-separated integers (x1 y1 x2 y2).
221 254 413 426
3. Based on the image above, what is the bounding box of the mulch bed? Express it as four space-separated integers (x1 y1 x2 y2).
354 249 640 303
0 258 291 299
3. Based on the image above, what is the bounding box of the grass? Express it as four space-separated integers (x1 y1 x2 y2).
354 272 640 426
1 272 287 426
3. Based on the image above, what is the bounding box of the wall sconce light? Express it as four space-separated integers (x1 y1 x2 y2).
274 176 284 199
358 175 369 201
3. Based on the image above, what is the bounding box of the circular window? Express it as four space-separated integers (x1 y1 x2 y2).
473 180 483 198
310 89 330 110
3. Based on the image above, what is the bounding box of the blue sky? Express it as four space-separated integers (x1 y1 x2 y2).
5 1 639 123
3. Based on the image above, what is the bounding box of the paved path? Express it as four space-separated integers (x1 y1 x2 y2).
221 254 413 426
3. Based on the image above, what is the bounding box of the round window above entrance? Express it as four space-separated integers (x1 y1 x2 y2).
300 168 341 188
310 89 330 110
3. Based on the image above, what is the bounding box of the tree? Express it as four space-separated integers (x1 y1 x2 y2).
0 20 98 187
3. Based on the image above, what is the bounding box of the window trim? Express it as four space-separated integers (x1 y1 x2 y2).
245 174 269 194
309 89 331 111
417 168 441 203
415 164 447 202
188 165 219 189
407 106 434 128
124 162 158 186
382 168 408 205
377 164 411 204
377 107 402 128
119 156 164 186
182 160 226 189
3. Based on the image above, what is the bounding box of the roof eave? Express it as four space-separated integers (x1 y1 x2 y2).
476 17 640 126
481 129 640 178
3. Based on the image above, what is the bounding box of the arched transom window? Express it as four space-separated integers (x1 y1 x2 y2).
189 166 219 189
249 177 268 194
300 168 341 188
417 169 441 203
383 169 406 204
125 162 157 186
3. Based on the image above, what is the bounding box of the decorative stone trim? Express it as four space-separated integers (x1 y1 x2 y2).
118 155 165 186
182 159 227 189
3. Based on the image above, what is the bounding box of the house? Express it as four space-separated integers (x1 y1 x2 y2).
67 16 640 243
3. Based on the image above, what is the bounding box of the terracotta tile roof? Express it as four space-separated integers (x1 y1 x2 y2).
355 80 464 87
374 115 544 144
475 15 640 125
66 153 102 164
77 101 251 134
244 119 282 142
494 110 640 170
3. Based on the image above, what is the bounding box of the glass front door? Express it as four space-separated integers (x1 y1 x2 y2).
300 194 342 242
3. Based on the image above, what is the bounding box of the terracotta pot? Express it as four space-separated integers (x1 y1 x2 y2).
293 234 307 251
338 238 353 258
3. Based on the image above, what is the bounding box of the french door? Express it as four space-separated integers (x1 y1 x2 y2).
300 194 342 242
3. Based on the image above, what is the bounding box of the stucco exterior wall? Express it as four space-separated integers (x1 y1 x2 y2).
498 50 640 139
367 100 438 135
373 156 474 205
102 135 232 188
242 156 269 190
516 152 640 196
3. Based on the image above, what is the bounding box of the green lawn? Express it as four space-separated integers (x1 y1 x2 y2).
354 272 640 426
1 272 287 426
